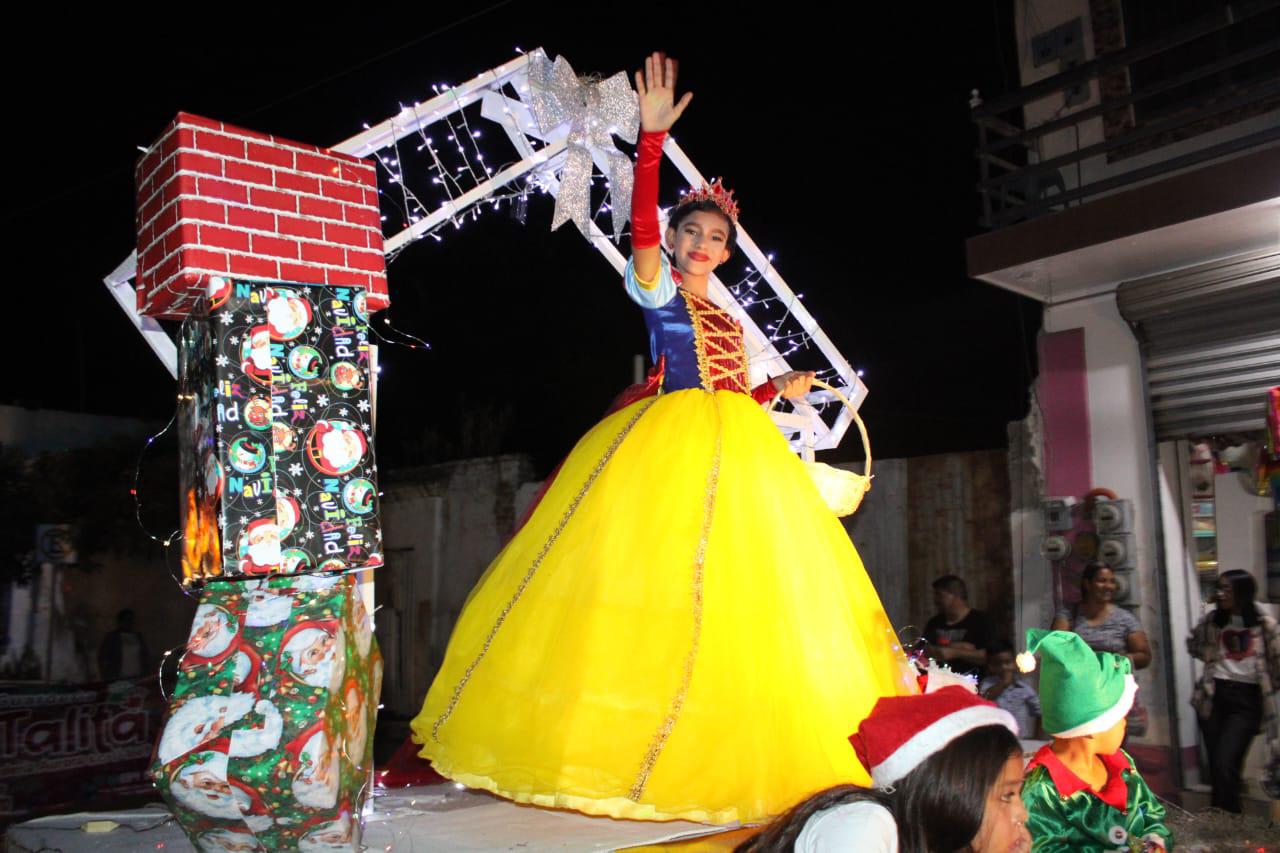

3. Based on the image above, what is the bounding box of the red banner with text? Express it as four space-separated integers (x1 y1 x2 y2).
0 678 165 823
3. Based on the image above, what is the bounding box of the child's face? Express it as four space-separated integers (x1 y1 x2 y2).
988 650 1015 678
1093 717 1127 755
970 753 1030 853
1215 576 1235 612
665 210 731 276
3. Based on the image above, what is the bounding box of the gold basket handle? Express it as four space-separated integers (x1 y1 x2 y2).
767 378 871 480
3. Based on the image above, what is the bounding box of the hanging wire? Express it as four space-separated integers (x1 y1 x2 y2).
131 412 182 550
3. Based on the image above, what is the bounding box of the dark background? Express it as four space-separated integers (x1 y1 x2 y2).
3 3 1039 475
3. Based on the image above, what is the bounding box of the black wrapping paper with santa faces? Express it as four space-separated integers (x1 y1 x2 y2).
177 278 382 586
150 572 382 852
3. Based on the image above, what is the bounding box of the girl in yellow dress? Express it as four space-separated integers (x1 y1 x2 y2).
409 52 916 825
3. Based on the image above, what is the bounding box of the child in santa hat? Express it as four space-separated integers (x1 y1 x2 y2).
741 685 1029 852
1020 630 1171 852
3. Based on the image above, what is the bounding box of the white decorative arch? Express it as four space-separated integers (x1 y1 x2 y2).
106 49 866 459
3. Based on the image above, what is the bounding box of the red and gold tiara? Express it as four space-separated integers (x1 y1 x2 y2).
679 179 740 223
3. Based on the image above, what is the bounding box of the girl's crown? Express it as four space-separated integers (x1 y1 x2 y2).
680 179 740 222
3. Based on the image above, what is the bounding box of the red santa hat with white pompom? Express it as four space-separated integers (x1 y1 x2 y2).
849 685 1019 789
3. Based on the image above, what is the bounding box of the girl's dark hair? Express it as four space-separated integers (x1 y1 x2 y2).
735 784 890 853
737 724 1020 853
1214 569 1261 628
669 199 738 256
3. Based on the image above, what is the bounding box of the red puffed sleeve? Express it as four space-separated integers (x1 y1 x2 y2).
751 380 778 405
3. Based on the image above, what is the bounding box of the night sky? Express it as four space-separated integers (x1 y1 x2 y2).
5 3 1039 475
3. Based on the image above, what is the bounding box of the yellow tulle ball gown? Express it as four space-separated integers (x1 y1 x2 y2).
410 258 917 824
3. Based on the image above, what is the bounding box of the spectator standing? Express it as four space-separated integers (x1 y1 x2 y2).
980 639 1042 739
924 575 994 677
1187 569 1280 813
98 608 149 681
1051 563 1151 671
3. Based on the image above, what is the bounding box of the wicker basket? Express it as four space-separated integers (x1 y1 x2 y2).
769 378 872 517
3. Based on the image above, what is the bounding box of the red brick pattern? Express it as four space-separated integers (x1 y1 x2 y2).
135 112 388 319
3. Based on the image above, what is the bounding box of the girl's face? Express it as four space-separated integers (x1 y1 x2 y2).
665 210 731 277
1083 568 1117 603
969 754 1030 853
1215 576 1236 612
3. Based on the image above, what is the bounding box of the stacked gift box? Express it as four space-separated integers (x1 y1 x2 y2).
178 278 382 586
165 278 384 850
151 573 381 851
140 112 389 851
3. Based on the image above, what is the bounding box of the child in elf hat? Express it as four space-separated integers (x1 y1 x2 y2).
1020 630 1171 852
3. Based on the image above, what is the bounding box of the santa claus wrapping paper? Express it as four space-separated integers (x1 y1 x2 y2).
178 278 382 586
151 573 381 851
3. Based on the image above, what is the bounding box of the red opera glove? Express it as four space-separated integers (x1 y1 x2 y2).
631 130 666 249
751 379 779 405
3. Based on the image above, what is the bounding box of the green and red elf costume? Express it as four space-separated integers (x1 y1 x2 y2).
1021 629 1173 852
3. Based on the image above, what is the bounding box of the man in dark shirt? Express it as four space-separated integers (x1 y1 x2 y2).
923 574 993 677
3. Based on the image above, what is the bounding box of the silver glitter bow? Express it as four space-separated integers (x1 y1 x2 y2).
525 49 639 241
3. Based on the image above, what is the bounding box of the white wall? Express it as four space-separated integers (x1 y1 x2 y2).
1158 440 1205 785
1043 292 1172 747
1014 0 1104 186
376 455 538 717
1036 300 1280 792
1216 470 1276 582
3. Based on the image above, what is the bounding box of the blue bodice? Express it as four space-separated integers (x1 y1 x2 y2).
624 257 751 395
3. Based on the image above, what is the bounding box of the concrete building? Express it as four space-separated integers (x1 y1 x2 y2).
968 0 1280 804
375 454 540 716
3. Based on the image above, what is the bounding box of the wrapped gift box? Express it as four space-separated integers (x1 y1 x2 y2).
178 277 382 586
151 572 381 851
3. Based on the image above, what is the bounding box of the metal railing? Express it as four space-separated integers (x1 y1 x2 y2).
973 1 1280 228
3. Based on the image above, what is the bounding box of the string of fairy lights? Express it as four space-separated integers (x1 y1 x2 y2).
357 68 863 417
130 59 866 601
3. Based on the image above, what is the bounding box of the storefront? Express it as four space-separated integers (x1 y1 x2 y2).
1117 251 1280 796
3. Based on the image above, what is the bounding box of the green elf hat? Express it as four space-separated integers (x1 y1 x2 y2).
1026 629 1137 737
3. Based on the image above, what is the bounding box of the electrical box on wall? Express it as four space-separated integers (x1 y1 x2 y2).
1041 535 1072 562
1042 497 1077 532
1099 534 1136 570
1093 499 1133 534
1112 568 1140 605
1029 17 1088 105
1031 17 1084 67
